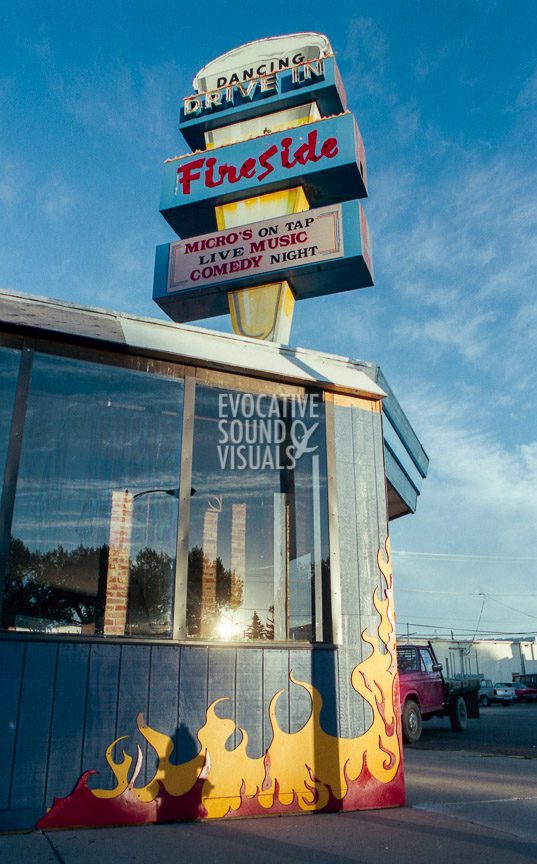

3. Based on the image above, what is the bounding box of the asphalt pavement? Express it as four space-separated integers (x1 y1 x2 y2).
411 701 537 757
2 705 537 863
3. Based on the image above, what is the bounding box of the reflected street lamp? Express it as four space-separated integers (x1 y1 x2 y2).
132 487 195 500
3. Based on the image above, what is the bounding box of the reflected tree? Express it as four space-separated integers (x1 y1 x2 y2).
186 545 241 637
2 538 175 636
245 610 265 640
127 547 174 636
264 605 274 640
2 537 107 630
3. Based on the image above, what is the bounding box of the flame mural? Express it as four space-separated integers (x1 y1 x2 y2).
37 540 403 829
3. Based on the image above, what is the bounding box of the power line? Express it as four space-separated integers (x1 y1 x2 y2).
484 594 537 621
393 550 537 563
471 596 486 642
396 587 537 620
396 611 531 627
396 621 537 637
396 587 537 597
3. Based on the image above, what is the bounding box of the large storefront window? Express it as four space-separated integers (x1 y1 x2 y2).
1 352 184 636
0 346 20 483
187 382 330 642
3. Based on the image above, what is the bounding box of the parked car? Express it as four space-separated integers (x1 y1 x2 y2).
495 681 537 703
492 683 517 705
397 643 480 743
478 679 495 706
514 683 537 702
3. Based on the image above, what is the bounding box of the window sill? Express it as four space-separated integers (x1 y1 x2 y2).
0 630 338 650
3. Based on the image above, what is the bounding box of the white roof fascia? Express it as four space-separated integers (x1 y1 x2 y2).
0 289 386 400
120 318 385 399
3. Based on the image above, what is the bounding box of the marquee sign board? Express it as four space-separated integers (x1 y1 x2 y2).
168 205 344 290
160 113 367 237
192 33 332 93
179 55 347 151
153 200 373 321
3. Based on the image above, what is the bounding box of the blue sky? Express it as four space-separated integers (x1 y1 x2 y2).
2 1 537 639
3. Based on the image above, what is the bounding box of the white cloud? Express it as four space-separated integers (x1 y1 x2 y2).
36 177 75 220
423 404 536 527
392 103 421 145
395 307 497 362
366 144 537 378
340 17 390 100
0 154 26 205
515 66 537 110
107 233 148 276
390 386 537 635
47 60 187 161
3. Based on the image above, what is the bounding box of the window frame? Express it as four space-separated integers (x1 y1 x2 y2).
182 371 330 645
0 340 186 638
0 339 335 646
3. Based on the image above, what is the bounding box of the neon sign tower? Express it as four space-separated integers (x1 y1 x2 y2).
154 33 373 342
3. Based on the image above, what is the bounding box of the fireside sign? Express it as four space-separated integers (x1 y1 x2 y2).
161 113 367 237
167 205 342 292
174 128 338 196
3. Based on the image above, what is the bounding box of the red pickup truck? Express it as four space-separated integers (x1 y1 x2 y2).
397 643 480 743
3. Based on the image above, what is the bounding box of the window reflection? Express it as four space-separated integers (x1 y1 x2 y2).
0 347 20 484
1 353 183 636
187 384 329 642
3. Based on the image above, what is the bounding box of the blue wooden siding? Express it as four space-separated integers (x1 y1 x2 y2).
45 642 90 806
177 646 209 763
0 641 25 812
262 648 289 752
333 403 387 739
0 639 356 830
10 642 57 811
83 645 121 793
235 648 263 755
385 448 418 514
376 369 429 480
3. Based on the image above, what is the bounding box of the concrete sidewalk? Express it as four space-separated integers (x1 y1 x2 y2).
2 750 537 863
2 806 536 864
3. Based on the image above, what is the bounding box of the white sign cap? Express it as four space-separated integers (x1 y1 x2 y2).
193 32 333 94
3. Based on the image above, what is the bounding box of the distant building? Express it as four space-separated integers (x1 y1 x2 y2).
398 635 537 682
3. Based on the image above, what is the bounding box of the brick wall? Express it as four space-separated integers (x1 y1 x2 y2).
230 503 246 608
104 489 134 636
200 509 218 637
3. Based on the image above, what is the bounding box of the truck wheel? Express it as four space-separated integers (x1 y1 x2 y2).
402 700 422 743
479 695 490 707
450 695 468 731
